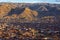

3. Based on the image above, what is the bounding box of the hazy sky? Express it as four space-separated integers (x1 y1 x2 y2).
0 0 60 4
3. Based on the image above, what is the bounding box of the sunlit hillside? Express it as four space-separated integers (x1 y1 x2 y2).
0 4 16 18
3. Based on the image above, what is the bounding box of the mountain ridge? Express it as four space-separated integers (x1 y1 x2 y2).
0 3 60 23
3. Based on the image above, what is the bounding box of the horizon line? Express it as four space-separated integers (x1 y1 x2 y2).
0 2 60 4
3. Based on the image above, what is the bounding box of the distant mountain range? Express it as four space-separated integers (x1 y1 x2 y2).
0 3 60 23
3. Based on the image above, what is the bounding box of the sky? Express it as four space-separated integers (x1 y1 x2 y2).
0 0 60 4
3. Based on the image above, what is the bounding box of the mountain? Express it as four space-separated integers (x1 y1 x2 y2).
19 7 38 21
37 6 48 11
0 3 60 23
4 7 38 22
0 4 17 18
